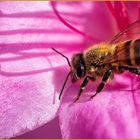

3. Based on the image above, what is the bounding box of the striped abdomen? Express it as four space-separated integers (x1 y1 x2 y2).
115 39 140 66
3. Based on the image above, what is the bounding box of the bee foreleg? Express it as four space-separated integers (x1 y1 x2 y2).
90 69 112 99
118 66 140 75
73 76 95 103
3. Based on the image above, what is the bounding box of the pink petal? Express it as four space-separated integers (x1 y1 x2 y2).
58 2 140 138
15 117 62 138
0 4 61 138
0 1 111 138
0 1 86 138
59 74 140 138
1 1 139 138
124 2 140 22
0 1 63 138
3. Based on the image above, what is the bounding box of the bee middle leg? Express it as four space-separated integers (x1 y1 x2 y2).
90 69 112 99
73 76 95 103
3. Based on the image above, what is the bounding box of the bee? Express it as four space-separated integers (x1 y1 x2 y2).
52 19 140 103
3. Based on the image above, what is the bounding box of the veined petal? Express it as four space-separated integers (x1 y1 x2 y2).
0 1 109 138
58 2 140 139
0 1 62 138
59 74 140 138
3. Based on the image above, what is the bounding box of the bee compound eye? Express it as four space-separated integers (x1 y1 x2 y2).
76 65 84 78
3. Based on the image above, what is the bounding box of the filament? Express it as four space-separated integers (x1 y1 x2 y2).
51 1 96 42
105 2 129 31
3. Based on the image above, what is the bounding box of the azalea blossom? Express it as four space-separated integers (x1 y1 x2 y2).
0 1 140 138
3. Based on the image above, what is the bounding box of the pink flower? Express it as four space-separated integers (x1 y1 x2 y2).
0 1 140 138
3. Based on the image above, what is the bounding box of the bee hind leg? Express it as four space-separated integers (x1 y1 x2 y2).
118 66 140 75
73 76 95 103
90 69 112 99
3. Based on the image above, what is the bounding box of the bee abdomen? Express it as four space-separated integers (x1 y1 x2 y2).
124 40 132 65
116 39 140 66
115 40 132 65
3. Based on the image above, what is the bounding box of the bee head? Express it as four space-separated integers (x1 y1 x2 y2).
52 48 85 100
71 53 86 83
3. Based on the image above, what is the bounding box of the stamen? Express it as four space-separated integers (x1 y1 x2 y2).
105 2 116 18
120 2 129 26
138 5 140 19
50 2 96 42
114 2 129 31
105 2 129 31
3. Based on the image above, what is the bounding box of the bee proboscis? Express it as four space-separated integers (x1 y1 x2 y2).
52 19 140 103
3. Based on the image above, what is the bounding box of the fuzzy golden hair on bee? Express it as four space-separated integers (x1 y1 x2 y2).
83 43 116 67
52 19 140 103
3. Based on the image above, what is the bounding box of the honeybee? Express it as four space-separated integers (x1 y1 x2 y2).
52 19 140 103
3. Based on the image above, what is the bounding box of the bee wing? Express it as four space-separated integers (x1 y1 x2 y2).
98 19 140 66
110 19 140 44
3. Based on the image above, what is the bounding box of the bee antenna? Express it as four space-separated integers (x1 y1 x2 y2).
52 48 71 67
59 71 71 100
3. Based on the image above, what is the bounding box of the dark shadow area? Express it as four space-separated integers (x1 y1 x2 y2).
0 29 72 35
0 10 84 19
14 117 62 138
0 42 82 55
0 43 81 77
